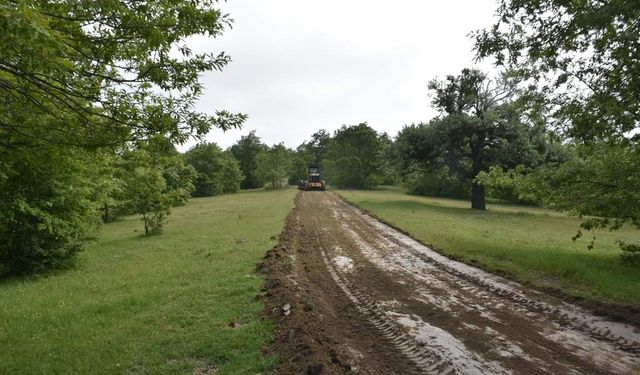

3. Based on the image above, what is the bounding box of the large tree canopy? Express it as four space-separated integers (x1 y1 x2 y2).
398 69 564 209
427 69 518 209
230 130 267 189
324 123 383 189
184 142 243 196
0 0 245 149
256 143 291 190
474 0 640 142
0 0 243 274
474 0 640 260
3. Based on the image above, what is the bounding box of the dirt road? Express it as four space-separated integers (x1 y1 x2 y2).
259 192 640 374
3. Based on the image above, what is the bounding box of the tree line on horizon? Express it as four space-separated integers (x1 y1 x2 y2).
1 0 638 275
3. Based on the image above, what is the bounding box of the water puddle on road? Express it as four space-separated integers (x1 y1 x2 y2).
333 255 355 272
387 311 512 375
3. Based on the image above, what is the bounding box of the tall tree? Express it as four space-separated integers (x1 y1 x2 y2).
0 0 245 149
114 139 197 234
288 144 314 185
377 132 400 185
230 131 267 189
397 69 563 208
324 123 382 189
256 143 292 189
474 0 640 259
288 130 331 184
307 129 332 168
0 148 103 274
184 143 243 196
474 0 639 142
0 1 242 274
426 69 519 209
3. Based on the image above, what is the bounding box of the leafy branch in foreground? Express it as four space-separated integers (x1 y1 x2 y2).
0 0 246 148
474 0 640 142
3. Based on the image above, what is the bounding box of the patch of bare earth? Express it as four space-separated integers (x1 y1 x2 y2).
259 192 640 374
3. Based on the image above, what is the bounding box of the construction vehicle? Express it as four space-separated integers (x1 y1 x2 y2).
298 165 326 191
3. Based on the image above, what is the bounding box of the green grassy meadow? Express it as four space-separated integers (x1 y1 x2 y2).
337 189 640 305
0 188 295 375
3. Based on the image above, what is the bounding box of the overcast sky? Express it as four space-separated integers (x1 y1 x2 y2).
182 0 499 151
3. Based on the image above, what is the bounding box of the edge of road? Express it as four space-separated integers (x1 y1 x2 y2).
331 189 640 328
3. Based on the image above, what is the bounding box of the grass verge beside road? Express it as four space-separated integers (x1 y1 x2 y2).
336 189 640 309
0 188 295 375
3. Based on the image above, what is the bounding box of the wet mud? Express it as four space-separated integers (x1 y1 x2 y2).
259 192 640 374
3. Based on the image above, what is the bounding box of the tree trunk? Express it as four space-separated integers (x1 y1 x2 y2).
102 203 110 223
470 144 486 210
471 182 486 210
143 212 149 235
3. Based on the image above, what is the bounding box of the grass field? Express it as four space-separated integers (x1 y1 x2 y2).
0 188 295 375
337 189 640 305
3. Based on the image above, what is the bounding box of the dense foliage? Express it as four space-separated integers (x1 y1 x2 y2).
0 148 103 274
475 0 640 260
0 1 243 274
113 139 196 234
396 69 564 209
324 123 386 189
256 143 292 189
288 130 331 184
230 131 268 189
474 0 639 142
0 0 245 149
184 143 243 196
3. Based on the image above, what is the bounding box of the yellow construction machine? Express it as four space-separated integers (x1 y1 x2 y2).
298 165 326 191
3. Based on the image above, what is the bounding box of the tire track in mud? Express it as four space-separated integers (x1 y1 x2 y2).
326 193 640 374
262 191 640 375
343 201 640 356
337 198 640 355
260 194 423 375
313 219 456 375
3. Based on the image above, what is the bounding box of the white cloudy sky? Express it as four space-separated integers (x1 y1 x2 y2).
182 0 499 150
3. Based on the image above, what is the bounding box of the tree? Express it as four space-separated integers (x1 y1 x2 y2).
397 69 563 209
474 0 640 258
184 143 243 196
307 129 332 169
396 123 471 199
478 143 640 261
377 132 400 185
324 123 382 189
139 137 196 207
288 144 314 185
0 1 242 274
123 165 170 235
0 1 245 150
230 131 267 189
288 130 331 185
115 142 196 235
474 0 640 142
256 143 292 189
427 69 520 209
0 148 102 275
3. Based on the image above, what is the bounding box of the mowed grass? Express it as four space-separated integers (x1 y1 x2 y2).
0 188 296 375
337 189 640 305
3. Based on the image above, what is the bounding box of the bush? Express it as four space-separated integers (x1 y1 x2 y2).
0 149 100 275
184 143 243 196
404 169 470 199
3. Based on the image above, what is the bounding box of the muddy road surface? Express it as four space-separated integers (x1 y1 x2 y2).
259 192 640 375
